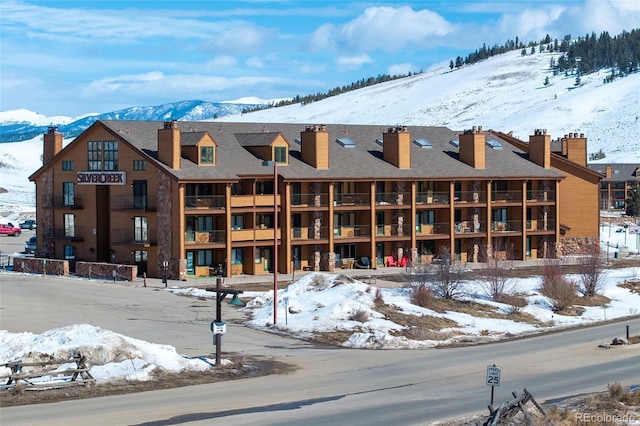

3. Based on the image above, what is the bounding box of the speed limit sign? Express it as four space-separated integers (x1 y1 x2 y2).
486 365 501 386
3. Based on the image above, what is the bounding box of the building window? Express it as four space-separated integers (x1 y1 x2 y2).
64 245 76 260
231 248 243 265
88 140 118 170
197 216 213 231
200 146 215 164
134 216 148 242
197 250 213 266
64 214 75 237
133 159 146 171
103 140 118 170
63 182 75 206
274 146 287 163
62 160 74 171
88 141 102 171
231 215 244 230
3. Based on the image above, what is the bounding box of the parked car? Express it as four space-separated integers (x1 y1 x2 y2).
19 219 37 230
25 235 37 253
0 223 21 236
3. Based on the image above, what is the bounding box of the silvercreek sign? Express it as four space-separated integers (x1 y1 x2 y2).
77 171 126 185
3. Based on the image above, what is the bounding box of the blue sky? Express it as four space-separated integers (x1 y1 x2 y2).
1 0 639 117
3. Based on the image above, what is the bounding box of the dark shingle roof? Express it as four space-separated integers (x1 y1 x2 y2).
588 163 640 182
98 120 565 182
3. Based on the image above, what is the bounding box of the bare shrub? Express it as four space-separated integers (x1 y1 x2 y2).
428 246 466 300
480 239 516 301
608 382 624 400
409 283 433 308
540 276 578 312
374 288 384 306
506 304 522 315
349 309 369 323
577 240 607 297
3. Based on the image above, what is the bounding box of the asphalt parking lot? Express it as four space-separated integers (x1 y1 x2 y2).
0 228 34 266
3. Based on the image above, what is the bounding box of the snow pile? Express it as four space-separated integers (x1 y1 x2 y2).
0 324 215 384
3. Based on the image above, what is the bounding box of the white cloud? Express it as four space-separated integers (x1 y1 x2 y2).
388 63 415 76
336 6 454 51
336 54 373 69
246 56 264 69
205 55 238 70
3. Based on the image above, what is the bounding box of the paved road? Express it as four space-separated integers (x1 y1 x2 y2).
1 273 639 425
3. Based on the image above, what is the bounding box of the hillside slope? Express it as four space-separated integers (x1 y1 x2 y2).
221 49 640 163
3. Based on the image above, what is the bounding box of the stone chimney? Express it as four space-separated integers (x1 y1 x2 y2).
529 129 551 169
383 126 411 169
301 124 329 169
158 120 181 169
43 126 63 164
458 126 485 169
561 132 587 166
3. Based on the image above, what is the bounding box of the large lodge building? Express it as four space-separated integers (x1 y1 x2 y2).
29 121 602 279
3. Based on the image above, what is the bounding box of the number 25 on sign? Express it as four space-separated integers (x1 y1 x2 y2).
486 365 501 386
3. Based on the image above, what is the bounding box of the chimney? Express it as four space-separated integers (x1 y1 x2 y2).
383 126 411 169
529 128 551 168
157 120 181 169
43 126 63 164
563 132 587 166
605 165 612 178
458 126 485 169
300 124 329 169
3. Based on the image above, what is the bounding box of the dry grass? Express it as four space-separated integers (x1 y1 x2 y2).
575 293 612 307
619 279 640 295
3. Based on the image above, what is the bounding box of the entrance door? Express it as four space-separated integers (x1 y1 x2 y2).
133 250 148 276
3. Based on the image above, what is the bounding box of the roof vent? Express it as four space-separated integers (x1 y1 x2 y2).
449 138 459 148
375 138 383 146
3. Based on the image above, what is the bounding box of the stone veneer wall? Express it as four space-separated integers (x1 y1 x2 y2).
156 171 180 279
13 257 69 276
75 261 137 281
38 169 55 259
558 236 599 256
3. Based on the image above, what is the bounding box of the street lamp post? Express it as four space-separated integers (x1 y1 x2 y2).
262 160 278 325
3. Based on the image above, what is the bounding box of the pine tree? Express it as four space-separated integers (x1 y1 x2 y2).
449 59 454 70
544 76 550 86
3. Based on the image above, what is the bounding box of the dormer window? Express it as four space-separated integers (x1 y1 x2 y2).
200 146 215 164
274 146 287 163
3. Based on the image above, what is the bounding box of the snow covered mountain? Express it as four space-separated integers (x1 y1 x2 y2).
221 49 640 164
0 100 260 143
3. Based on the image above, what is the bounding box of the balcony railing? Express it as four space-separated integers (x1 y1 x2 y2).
415 222 449 235
454 191 487 203
111 195 157 211
374 224 411 237
111 228 157 245
416 191 449 205
455 221 486 234
334 193 369 206
526 190 554 202
491 190 522 203
291 193 329 207
375 192 410 206
526 219 555 231
186 230 226 244
185 195 225 210
291 226 329 240
42 195 83 209
491 220 521 232
42 226 85 240
334 224 371 238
